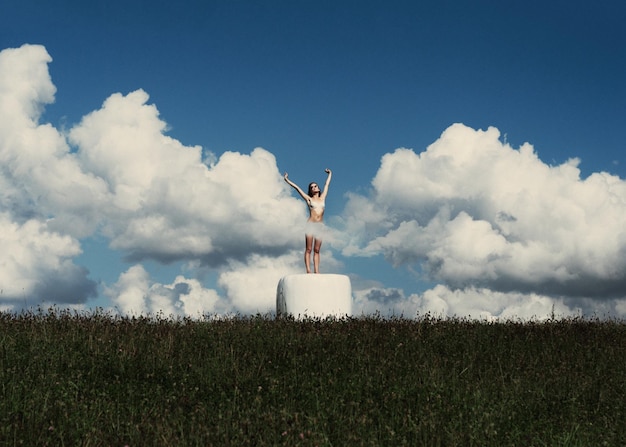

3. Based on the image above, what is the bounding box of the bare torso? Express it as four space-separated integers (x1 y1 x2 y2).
307 197 325 222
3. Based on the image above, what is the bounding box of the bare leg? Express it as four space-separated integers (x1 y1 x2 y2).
313 238 322 273
304 234 313 273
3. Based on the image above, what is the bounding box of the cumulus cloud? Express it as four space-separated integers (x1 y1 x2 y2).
105 252 322 317
352 283 621 321
104 265 227 317
68 89 304 265
0 213 96 308
0 44 308 312
103 249 350 318
0 44 110 237
343 123 626 317
352 286 420 318
217 254 301 314
0 45 99 309
3 43 625 319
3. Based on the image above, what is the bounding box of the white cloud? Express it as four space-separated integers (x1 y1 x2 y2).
343 123 626 307
105 265 151 315
0 43 310 312
1 44 309 265
352 286 421 318
175 277 226 317
417 285 576 321
2 44 624 320
0 44 55 125
104 250 345 318
104 264 227 317
0 213 96 308
0 44 109 309
217 253 302 314
68 88 304 265
0 45 110 238
351 283 607 321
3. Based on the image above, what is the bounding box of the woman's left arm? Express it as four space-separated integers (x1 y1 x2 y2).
321 168 332 199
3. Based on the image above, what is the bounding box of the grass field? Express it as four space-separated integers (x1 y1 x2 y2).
1 309 624 446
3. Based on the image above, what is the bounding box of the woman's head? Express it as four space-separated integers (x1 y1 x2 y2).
308 182 320 197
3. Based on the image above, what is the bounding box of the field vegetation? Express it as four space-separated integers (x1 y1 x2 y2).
1 309 624 446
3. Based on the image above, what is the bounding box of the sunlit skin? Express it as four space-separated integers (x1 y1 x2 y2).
284 168 332 273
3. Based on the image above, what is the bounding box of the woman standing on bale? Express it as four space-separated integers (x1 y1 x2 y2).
284 168 332 274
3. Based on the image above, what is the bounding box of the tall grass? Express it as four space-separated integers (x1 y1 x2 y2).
0 309 624 446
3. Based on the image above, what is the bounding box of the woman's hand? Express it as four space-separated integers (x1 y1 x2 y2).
283 172 289 181
325 168 331 174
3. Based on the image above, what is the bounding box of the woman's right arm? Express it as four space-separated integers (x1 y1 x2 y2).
284 172 310 202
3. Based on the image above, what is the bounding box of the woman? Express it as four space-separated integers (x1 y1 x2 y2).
284 168 332 273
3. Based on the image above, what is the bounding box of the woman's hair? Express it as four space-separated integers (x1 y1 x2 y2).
308 182 320 197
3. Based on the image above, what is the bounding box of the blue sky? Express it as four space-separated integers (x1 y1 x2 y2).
1 0 625 319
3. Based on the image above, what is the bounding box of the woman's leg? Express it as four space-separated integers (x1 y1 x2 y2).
304 234 313 273
313 238 322 273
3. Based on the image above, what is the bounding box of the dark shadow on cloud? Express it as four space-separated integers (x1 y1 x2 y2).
1 266 99 311
198 242 296 268
562 296 623 318
0 194 41 223
364 288 405 305
443 273 626 300
146 282 193 303
121 241 295 268
31 266 98 304
174 282 190 295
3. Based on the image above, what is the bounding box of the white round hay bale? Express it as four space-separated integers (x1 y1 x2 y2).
276 274 352 319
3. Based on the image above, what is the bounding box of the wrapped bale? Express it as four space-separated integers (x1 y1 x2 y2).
276 274 352 319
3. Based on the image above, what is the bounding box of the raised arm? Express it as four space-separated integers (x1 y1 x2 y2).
284 172 310 202
320 168 332 200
